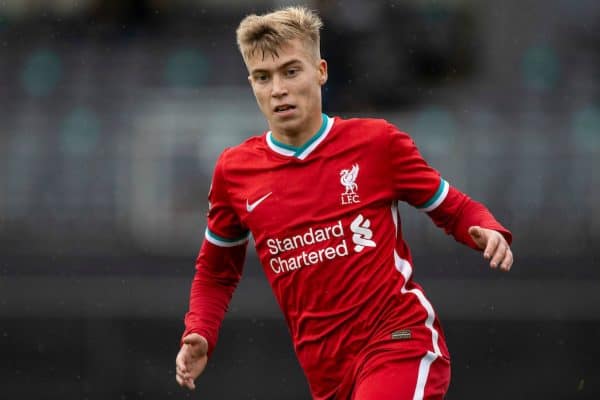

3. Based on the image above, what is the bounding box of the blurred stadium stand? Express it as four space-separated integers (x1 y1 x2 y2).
1 0 599 399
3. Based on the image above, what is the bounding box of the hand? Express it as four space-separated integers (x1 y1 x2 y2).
175 333 209 390
468 226 513 271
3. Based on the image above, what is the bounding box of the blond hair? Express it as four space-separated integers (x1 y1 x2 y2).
236 6 323 63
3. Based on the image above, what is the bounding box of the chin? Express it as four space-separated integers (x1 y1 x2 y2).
271 114 302 129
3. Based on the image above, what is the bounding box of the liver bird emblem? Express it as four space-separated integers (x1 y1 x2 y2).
340 164 359 194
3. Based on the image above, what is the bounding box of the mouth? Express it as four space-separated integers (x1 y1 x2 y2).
273 104 296 113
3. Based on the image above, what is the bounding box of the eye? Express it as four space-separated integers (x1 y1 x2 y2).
286 68 298 77
254 73 269 83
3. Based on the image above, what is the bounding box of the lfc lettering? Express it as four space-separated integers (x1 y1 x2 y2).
341 193 360 205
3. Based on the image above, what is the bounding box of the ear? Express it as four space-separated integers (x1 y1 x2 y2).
318 59 328 86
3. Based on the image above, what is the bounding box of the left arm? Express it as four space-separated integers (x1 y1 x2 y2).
385 122 513 272
426 186 513 271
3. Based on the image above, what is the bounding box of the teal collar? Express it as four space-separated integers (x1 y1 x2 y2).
266 114 333 159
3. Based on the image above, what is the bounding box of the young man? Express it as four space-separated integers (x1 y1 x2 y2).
175 6 513 400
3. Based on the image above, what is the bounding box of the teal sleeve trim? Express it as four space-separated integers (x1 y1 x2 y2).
205 228 250 247
416 178 449 212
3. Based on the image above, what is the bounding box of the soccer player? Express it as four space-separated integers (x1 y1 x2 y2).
175 6 513 400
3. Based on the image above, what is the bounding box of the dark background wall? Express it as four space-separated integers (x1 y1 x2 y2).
1 0 599 399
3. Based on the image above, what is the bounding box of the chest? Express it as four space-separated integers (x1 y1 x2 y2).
229 154 390 236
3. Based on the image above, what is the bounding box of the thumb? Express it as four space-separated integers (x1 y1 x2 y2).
468 226 482 238
182 334 200 345
183 334 208 354
468 226 487 248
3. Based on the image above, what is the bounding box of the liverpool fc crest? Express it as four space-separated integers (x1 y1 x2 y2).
340 164 360 205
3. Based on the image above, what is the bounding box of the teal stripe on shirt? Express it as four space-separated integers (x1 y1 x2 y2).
417 178 449 211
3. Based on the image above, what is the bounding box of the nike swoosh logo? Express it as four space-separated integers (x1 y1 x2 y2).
246 192 272 212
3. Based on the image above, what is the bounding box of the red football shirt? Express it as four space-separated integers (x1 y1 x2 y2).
184 114 511 399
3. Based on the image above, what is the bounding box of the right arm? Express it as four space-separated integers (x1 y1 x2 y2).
176 239 247 390
183 239 248 358
176 150 250 389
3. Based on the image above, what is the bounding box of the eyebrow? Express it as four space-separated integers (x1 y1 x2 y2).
250 59 302 75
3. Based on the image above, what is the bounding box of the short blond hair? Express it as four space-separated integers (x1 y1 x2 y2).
236 6 323 63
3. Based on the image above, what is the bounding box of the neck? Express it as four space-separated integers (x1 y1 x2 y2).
271 113 324 148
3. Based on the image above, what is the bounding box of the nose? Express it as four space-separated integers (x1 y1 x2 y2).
271 74 287 98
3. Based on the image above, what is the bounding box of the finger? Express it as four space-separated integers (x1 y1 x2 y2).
176 373 193 387
489 243 507 269
177 357 195 382
177 366 188 377
176 366 190 381
176 353 188 373
483 234 500 260
184 378 196 390
500 249 513 271
177 373 196 390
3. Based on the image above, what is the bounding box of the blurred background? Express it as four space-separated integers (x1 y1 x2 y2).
1 0 599 399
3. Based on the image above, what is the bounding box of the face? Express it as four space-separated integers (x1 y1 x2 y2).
245 38 328 143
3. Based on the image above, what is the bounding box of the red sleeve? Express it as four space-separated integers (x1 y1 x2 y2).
386 123 444 207
205 149 250 243
386 123 512 249
183 240 247 358
427 187 512 250
182 150 249 358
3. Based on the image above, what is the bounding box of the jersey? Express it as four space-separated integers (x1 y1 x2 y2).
183 114 512 399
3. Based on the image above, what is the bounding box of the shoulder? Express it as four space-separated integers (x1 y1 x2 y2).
335 115 392 130
216 134 266 169
333 115 407 145
336 116 405 135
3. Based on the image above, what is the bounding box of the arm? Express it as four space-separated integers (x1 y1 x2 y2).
386 123 513 271
176 240 247 390
426 186 513 271
176 150 250 390
183 240 247 357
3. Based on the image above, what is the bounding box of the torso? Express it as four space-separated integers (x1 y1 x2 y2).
215 115 449 399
